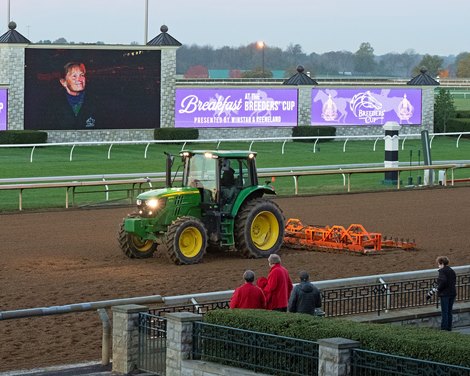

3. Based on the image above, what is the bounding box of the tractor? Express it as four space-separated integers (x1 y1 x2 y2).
118 150 285 265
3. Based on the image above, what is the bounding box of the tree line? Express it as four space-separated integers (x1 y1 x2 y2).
36 38 470 79
176 42 470 79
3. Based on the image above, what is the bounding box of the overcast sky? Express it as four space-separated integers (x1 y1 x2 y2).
3 0 467 56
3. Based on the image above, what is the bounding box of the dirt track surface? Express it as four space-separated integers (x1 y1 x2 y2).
1 187 470 371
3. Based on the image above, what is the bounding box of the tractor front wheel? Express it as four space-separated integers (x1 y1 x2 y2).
165 216 207 265
235 198 285 258
118 220 157 259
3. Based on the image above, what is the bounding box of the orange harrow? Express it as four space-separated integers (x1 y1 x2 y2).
283 218 416 255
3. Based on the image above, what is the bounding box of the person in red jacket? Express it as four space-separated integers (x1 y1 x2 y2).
230 270 266 309
263 254 293 311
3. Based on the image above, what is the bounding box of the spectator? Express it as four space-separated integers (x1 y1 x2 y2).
230 270 266 309
263 254 293 312
288 271 322 316
427 256 457 331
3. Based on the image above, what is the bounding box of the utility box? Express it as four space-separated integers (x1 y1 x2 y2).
438 170 447 185
423 170 434 186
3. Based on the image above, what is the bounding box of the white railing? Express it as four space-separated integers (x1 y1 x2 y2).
1 163 469 210
1 131 469 162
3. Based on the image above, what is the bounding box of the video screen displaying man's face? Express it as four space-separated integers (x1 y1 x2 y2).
60 63 86 96
24 48 161 130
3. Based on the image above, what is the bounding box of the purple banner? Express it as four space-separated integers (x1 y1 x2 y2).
311 88 422 126
175 88 297 128
0 89 7 131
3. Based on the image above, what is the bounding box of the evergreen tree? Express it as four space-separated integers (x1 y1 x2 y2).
456 53 470 77
353 42 376 75
412 54 443 77
434 88 456 133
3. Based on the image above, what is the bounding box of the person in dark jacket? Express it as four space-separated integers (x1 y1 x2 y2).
428 256 457 331
288 271 322 316
230 270 266 309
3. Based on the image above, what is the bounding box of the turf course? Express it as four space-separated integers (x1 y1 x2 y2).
0 136 469 211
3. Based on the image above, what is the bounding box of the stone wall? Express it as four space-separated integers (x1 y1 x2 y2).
46 129 155 143
0 44 26 130
160 48 177 129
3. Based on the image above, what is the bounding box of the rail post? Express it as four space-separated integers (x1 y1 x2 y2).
98 308 111 365
383 121 401 184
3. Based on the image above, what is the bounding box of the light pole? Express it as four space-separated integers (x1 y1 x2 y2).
7 0 11 27
144 0 149 44
257 40 265 77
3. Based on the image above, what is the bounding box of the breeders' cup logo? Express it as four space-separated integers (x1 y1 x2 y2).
321 94 338 121
397 94 414 122
85 117 96 128
350 91 384 124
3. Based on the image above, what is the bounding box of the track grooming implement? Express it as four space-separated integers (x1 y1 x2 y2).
283 218 416 255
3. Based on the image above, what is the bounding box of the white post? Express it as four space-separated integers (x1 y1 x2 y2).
383 121 401 184
144 0 149 44
7 0 11 26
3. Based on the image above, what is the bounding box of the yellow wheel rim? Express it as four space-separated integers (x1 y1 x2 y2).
131 235 154 253
179 226 203 258
250 211 280 250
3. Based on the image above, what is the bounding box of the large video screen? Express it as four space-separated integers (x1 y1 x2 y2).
24 48 161 130
0 88 7 131
312 88 422 126
175 88 298 128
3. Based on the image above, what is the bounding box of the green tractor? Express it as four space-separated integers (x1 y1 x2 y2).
118 150 285 265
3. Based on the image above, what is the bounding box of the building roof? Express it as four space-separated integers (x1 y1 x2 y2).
147 25 182 47
0 21 30 44
407 67 439 86
283 65 318 85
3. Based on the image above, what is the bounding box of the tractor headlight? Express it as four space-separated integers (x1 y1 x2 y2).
146 199 159 209
136 198 166 217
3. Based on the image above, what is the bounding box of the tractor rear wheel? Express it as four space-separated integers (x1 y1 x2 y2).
118 219 157 259
235 198 285 258
165 216 207 265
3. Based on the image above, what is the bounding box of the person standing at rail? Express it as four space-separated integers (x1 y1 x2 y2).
288 271 323 316
263 254 293 312
427 256 457 331
230 270 266 309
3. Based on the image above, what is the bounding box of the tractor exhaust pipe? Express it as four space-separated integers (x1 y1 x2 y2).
165 152 174 188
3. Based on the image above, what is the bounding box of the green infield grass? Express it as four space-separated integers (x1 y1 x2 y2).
0 136 469 211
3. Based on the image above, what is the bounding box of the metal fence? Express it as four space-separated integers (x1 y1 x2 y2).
192 321 319 376
322 272 470 317
138 313 166 375
351 349 470 376
138 301 231 374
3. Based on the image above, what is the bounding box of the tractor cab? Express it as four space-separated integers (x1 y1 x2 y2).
180 150 258 212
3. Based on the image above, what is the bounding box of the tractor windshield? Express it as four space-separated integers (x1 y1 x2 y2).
184 153 217 195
